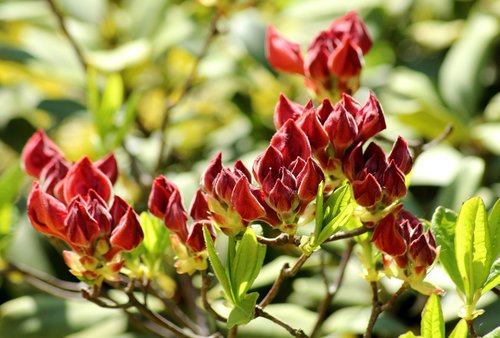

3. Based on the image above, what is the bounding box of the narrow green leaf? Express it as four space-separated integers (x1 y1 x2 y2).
314 181 325 240
455 197 492 301
139 212 169 256
488 198 500 258
227 292 258 329
203 225 234 303
316 203 354 245
431 207 463 292
398 332 419 338
323 184 351 225
231 228 266 300
421 293 445 338
448 319 468 338
481 258 500 295
113 91 139 147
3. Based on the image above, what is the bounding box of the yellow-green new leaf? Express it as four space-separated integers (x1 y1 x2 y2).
421 293 445 338
448 319 468 338
488 198 500 258
455 197 492 301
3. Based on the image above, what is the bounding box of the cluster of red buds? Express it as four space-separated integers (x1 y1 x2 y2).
267 11 372 98
372 209 441 294
22 130 144 285
149 176 215 274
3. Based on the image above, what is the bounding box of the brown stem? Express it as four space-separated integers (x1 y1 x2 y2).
227 326 238 338
256 233 301 246
467 319 478 338
364 281 382 338
45 0 87 72
179 273 209 335
255 306 309 338
201 270 227 322
325 226 369 242
310 240 355 337
148 282 203 334
259 253 310 308
380 283 408 312
155 11 221 173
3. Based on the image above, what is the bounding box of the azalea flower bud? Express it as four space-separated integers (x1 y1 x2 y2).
352 173 383 208
266 25 305 75
270 119 311 165
189 189 210 221
65 198 100 250
388 136 413 175
39 157 69 199
110 207 144 252
95 153 119 184
371 212 406 256
328 37 363 78
231 176 266 221
202 152 223 194
21 129 63 178
185 220 215 253
63 157 113 204
274 93 306 129
329 11 372 54
27 182 67 239
356 92 386 143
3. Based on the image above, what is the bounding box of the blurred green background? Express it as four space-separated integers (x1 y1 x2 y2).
0 0 498 337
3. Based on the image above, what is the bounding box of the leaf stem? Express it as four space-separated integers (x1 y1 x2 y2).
467 319 478 338
325 226 369 242
256 233 301 246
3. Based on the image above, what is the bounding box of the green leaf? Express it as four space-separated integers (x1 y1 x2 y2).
398 332 419 338
203 225 234 303
97 73 124 138
455 197 492 301
0 164 23 207
139 212 170 257
113 92 139 147
481 258 500 295
483 326 500 338
421 294 445 338
448 319 468 338
488 198 500 258
230 228 266 300
439 13 500 119
431 207 463 292
227 292 258 329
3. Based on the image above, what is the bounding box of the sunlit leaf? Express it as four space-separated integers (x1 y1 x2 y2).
448 319 468 338
421 294 445 338
227 292 258 329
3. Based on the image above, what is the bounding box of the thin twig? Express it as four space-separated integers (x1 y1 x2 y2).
126 310 177 338
467 319 478 338
201 270 227 322
255 306 309 338
259 253 310 308
364 281 381 338
310 240 355 337
227 326 238 338
325 226 369 242
179 273 210 335
256 233 301 246
45 0 87 72
155 11 221 173
149 282 203 333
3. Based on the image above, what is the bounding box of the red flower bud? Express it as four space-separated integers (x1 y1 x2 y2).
328 37 363 78
148 176 180 219
233 160 252 183
409 232 437 268
27 182 67 239
186 220 215 252
356 92 386 142
213 168 238 203
268 179 296 214
304 36 331 81
383 161 407 200
297 109 329 151
342 143 364 181
266 25 305 75
189 189 210 221
231 176 266 221
21 130 63 178
352 173 382 207
270 119 311 165
364 142 387 180
324 103 358 154
163 189 188 241
110 207 144 252
110 195 130 225
95 153 119 184
297 158 324 203
65 199 100 249
202 152 223 194
86 190 113 235
274 94 305 129
39 157 69 198
64 157 113 204
329 11 372 55
388 136 413 175
253 146 283 189
372 212 407 257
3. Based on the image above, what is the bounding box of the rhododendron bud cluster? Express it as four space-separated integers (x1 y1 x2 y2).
22 130 143 285
267 11 372 98
148 176 216 274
